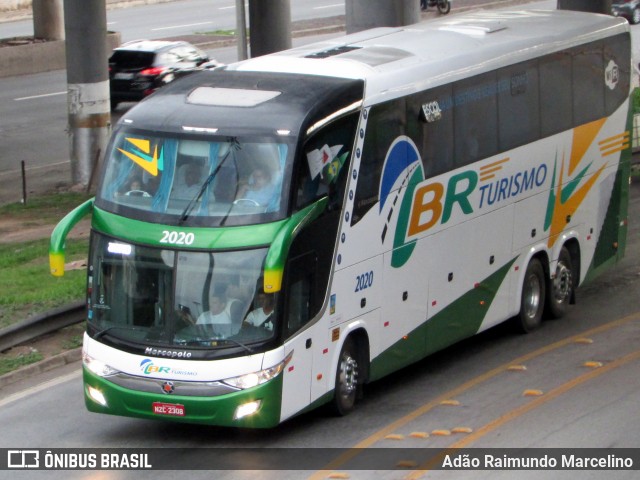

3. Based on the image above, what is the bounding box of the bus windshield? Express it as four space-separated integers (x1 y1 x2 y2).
88 232 277 350
96 129 292 226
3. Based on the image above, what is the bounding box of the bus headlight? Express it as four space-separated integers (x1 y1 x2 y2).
87 386 108 407
83 351 120 377
234 400 262 420
222 351 292 390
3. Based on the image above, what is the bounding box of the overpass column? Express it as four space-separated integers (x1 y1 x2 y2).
248 0 292 57
346 0 420 34
557 0 612 14
33 0 65 41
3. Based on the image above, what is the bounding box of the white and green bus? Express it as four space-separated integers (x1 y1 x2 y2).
51 9 631 428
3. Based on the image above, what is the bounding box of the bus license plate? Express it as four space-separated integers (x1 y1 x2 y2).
152 402 185 417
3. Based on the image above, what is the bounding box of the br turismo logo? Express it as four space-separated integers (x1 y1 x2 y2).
139 358 170 375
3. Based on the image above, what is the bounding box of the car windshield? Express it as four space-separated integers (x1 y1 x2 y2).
87 232 277 350
96 129 292 226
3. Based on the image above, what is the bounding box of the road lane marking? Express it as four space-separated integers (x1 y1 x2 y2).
0 370 80 408
405 347 640 477
313 3 345 9
0 160 70 177
151 21 214 31
15 91 66 101
307 311 640 479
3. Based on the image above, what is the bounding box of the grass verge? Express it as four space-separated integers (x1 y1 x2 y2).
0 350 43 376
0 192 91 330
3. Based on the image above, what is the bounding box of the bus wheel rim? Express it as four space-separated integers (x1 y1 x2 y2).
553 262 572 303
524 274 542 319
339 354 358 396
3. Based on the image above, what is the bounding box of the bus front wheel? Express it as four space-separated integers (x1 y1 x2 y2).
332 337 359 416
515 258 545 333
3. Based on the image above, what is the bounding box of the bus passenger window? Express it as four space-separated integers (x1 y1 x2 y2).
353 100 405 224
453 72 498 166
296 113 358 210
540 52 572 137
572 42 605 125
604 33 631 114
408 84 454 178
497 61 540 151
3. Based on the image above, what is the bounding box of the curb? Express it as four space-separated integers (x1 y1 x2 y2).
0 347 81 390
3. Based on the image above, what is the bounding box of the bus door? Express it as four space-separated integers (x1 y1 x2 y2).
280 252 323 420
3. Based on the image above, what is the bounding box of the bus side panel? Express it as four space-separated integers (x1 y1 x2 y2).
374 247 428 376
582 109 632 283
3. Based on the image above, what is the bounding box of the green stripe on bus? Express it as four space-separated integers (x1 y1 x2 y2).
370 258 516 381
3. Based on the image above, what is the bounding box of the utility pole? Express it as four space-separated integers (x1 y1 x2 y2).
33 0 64 41
345 0 420 34
248 0 291 57
235 0 248 61
63 0 111 188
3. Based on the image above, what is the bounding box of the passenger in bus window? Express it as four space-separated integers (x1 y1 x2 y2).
244 292 275 330
174 163 204 199
197 292 232 325
237 165 277 207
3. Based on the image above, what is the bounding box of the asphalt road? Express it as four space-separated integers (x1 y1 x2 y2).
1 180 638 479
0 0 553 205
1 0 347 42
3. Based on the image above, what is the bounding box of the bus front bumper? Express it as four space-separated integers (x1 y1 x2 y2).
83 367 283 428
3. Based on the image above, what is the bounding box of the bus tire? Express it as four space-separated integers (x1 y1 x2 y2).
515 258 545 333
332 337 360 416
546 246 573 319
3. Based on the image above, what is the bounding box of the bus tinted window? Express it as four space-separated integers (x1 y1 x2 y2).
605 33 631 114
409 83 454 178
295 113 359 210
572 41 606 124
353 99 406 224
453 71 498 166
97 131 293 226
539 52 573 137
498 61 540 151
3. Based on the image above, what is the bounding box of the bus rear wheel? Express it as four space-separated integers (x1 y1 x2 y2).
515 258 545 333
332 338 359 416
546 246 573 319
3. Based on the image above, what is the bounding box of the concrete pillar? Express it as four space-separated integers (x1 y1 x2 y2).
346 0 420 34
236 0 248 60
248 0 291 58
33 0 65 41
64 0 111 187
557 0 612 14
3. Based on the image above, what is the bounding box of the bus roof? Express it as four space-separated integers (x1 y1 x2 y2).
228 9 629 106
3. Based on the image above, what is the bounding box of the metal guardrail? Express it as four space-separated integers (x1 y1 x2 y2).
0 301 85 352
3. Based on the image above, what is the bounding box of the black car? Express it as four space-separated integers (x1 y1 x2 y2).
612 0 640 24
108 40 211 110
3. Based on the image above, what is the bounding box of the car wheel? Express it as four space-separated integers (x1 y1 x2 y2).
633 8 640 25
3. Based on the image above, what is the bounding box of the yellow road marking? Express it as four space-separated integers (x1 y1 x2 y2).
307 311 640 479
404 347 640 478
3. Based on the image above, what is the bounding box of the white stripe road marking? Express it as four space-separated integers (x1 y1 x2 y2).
0 371 81 408
15 91 66 101
151 21 214 31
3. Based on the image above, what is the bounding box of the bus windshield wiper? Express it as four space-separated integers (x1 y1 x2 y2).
179 137 240 224
93 325 146 340
223 337 254 354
